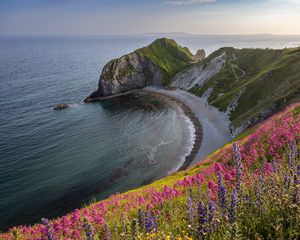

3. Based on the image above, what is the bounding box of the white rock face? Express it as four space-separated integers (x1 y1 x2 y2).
225 87 245 116
174 53 226 91
98 53 163 97
202 88 213 101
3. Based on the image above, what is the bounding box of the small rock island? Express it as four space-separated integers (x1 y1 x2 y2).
53 103 69 110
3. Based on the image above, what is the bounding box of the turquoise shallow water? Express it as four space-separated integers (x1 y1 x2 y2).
0 35 299 230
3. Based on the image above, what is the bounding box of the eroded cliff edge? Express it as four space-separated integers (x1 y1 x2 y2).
176 47 300 136
85 38 205 101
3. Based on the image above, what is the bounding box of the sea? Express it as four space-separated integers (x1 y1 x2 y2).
0 34 299 230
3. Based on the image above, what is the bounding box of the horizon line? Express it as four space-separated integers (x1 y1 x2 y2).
1 32 300 37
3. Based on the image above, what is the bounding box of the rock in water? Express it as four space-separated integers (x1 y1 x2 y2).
85 38 195 101
53 103 69 110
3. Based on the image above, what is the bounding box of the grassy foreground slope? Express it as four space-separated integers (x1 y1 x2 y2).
1 104 299 239
191 47 300 133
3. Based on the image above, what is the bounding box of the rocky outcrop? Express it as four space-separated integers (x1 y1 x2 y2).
53 103 69 110
174 52 226 91
88 53 163 100
225 87 245 116
184 46 300 137
85 38 195 101
193 49 206 62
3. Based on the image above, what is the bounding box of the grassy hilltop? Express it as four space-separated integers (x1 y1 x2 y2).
102 38 194 86
191 47 300 131
136 38 194 85
89 38 196 98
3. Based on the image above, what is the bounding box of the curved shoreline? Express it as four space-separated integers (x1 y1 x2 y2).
150 89 232 165
85 87 232 171
139 89 203 171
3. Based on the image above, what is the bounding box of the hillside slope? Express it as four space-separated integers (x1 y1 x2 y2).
86 38 204 100
1 103 299 239
175 47 300 135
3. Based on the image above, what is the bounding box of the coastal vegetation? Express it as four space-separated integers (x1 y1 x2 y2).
136 38 194 86
86 38 196 99
1 102 299 239
190 47 300 133
89 38 299 137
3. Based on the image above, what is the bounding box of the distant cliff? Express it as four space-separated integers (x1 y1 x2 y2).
85 38 204 101
175 46 300 135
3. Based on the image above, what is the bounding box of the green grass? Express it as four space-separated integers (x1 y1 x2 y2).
102 38 194 86
136 38 194 85
293 105 300 115
191 46 300 129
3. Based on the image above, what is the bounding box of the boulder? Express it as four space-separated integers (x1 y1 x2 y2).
53 103 69 110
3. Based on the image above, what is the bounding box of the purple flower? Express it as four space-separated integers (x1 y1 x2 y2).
271 159 277 173
284 174 291 189
217 171 223 186
254 187 262 211
288 153 293 168
104 223 111 240
232 143 242 193
197 200 207 239
288 140 297 168
41 218 57 240
207 201 215 223
138 208 145 230
207 200 217 232
296 165 300 178
229 190 237 223
83 218 95 240
243 193 251 209
217 172 227 210
254 175 265 211
145 211 157 232
292 174 299 203
291 140 297 157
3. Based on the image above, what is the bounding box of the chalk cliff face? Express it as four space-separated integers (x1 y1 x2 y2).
86 38 194 101
174 52 226 91
186 47 300 135
96 52 162 97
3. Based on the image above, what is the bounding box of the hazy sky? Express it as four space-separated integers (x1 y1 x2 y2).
0 0 299 35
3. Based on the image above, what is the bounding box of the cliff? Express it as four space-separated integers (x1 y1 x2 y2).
176 46 300 135
85 38 197 101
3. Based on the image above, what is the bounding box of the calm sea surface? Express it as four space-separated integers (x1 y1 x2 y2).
0 34 299 230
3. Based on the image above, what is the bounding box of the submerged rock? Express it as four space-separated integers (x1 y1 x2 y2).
53 103 69 110
137 103 157 112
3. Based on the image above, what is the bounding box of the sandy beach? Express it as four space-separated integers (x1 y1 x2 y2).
139 89 202 171
86 87 232 170
143 88 232 166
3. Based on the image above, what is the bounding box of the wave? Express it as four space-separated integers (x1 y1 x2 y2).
143 140 173 164
168 107 196 174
